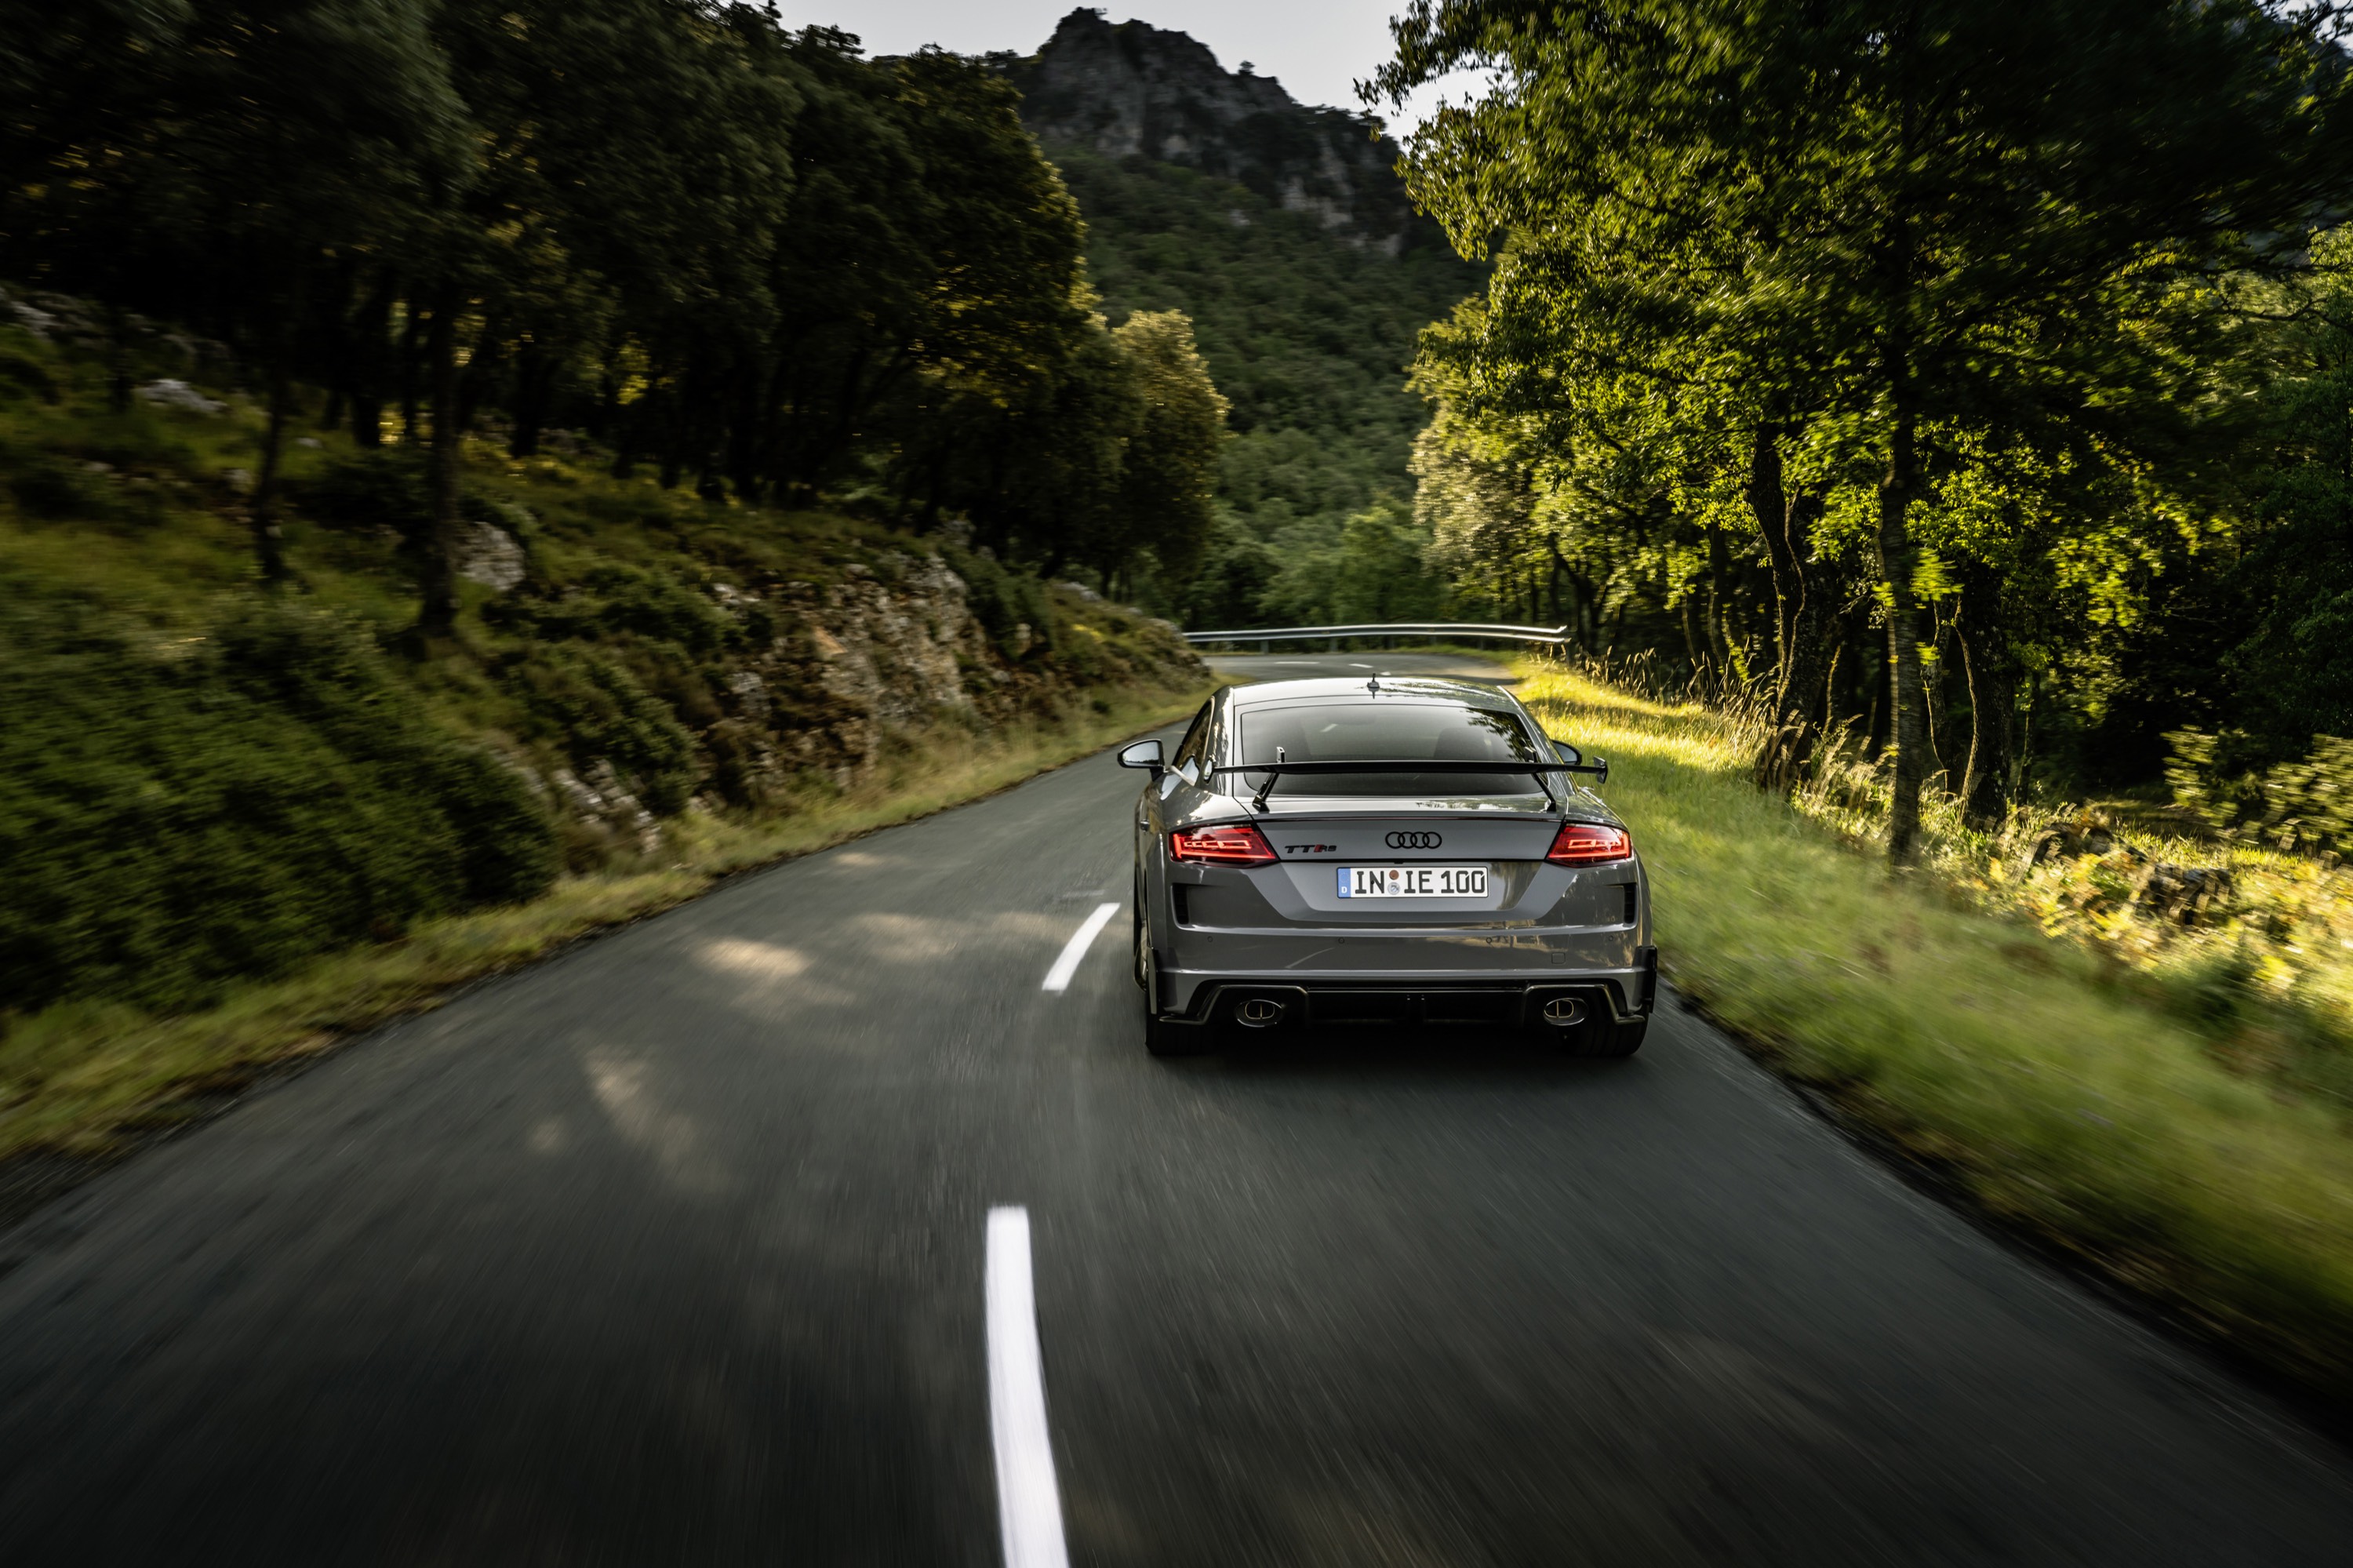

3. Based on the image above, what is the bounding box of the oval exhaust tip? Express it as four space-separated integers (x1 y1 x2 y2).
1236 997 1284 1028
1541 996 1587 1027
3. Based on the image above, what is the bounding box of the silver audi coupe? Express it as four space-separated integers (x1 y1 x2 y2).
1119 675 1656 1057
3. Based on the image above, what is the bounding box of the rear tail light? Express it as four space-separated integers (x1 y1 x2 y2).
1547 821 1632 864
1171 823 1278 866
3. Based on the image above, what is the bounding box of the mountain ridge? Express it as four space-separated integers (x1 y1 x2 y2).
998 8 1423 255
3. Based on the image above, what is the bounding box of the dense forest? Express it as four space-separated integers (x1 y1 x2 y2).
0 0 1220 1017
1377 0 2353 858
4 2 1227 605
1043 144 1480 629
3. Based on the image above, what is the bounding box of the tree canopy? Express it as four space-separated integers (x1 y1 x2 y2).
1 3 1227 619
1376 0 2353 858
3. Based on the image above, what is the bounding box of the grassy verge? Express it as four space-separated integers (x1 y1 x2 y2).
1521 660 2353 1398
0 681 1206 1165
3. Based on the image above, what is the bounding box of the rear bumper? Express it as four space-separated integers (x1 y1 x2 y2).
1155 948 1658 1035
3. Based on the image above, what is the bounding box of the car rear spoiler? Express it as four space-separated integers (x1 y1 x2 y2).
1206 756 1609 810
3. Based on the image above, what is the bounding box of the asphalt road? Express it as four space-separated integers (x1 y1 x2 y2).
2 652 2351 1563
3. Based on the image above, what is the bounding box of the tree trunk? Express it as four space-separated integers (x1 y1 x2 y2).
655 370 686 489
2013 670 2039 801
350 270 392 449
249 355 294 588
1879 393 1927 865
1920 612 1950 791
105 302 132 413
1747 424 1832 793
1704 519 1733 682
1548 545 1584 652
315 253 356 432
456 311 502 437
587 352 616 442
397 294 423 446
918 438 954 530
726 361 763 502
510 339 550 458
245 259 306 588
413 293 464 641
1955 563 2013 826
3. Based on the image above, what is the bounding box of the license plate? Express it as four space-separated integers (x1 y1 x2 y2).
1337 866 1489 899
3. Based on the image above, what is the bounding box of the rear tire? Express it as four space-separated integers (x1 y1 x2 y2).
1132 893 1149 989
1139 915 1208 1057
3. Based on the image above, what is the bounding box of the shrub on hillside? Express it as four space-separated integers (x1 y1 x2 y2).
300 449 434 535
488 564 732 653
299 449 516 543
0 600 558 1015
2166 727 2353 853
499 645 699 816
944 544 1056 659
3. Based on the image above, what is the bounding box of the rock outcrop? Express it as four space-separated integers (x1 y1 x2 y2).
691 553 1200 805
1002 9 1424 255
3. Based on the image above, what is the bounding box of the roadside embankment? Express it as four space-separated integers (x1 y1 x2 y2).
1520 664 2353 1399
0 311 1209 1174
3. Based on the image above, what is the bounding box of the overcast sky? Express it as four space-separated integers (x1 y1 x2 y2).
767 2 1486 134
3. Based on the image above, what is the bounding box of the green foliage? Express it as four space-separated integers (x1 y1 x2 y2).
1046 144 1474 621
300 450 436 535
2168 729 2353 855
1256 499 1446 626
2 7 1176 606
500 645 698 817
7 449 119 520
1377 0 2353 846
944 544 1056 660
0 351 59 403
0 598 555 1015
489 565 734 656
1107 309 1227 584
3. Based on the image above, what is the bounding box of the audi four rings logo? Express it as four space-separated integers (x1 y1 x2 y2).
1385 831 1443 849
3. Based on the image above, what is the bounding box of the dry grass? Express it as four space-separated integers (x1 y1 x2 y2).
0 682 1208 1162
1521 660 2353 1396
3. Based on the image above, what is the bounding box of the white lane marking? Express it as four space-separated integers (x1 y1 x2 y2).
1041 902 1120 992
987 1207 1071 1568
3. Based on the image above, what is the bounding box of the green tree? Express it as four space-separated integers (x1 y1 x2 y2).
1107 309 1228 589
3 0 471 584
1377 0 2353 860
1042 144 1482 623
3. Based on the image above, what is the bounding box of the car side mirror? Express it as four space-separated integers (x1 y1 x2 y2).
1118 739 1166 776
1549 735 1608 784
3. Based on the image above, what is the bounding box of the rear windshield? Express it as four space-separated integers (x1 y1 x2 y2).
1233 702 1547 798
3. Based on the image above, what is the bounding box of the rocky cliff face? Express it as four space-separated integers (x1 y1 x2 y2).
707 557 1196 798
1003 9 1420 255
541 555 1202 860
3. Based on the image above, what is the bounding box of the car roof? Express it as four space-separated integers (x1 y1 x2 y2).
1223 676 1522 712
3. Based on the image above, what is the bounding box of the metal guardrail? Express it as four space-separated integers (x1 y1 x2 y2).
1182 621 1571 649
